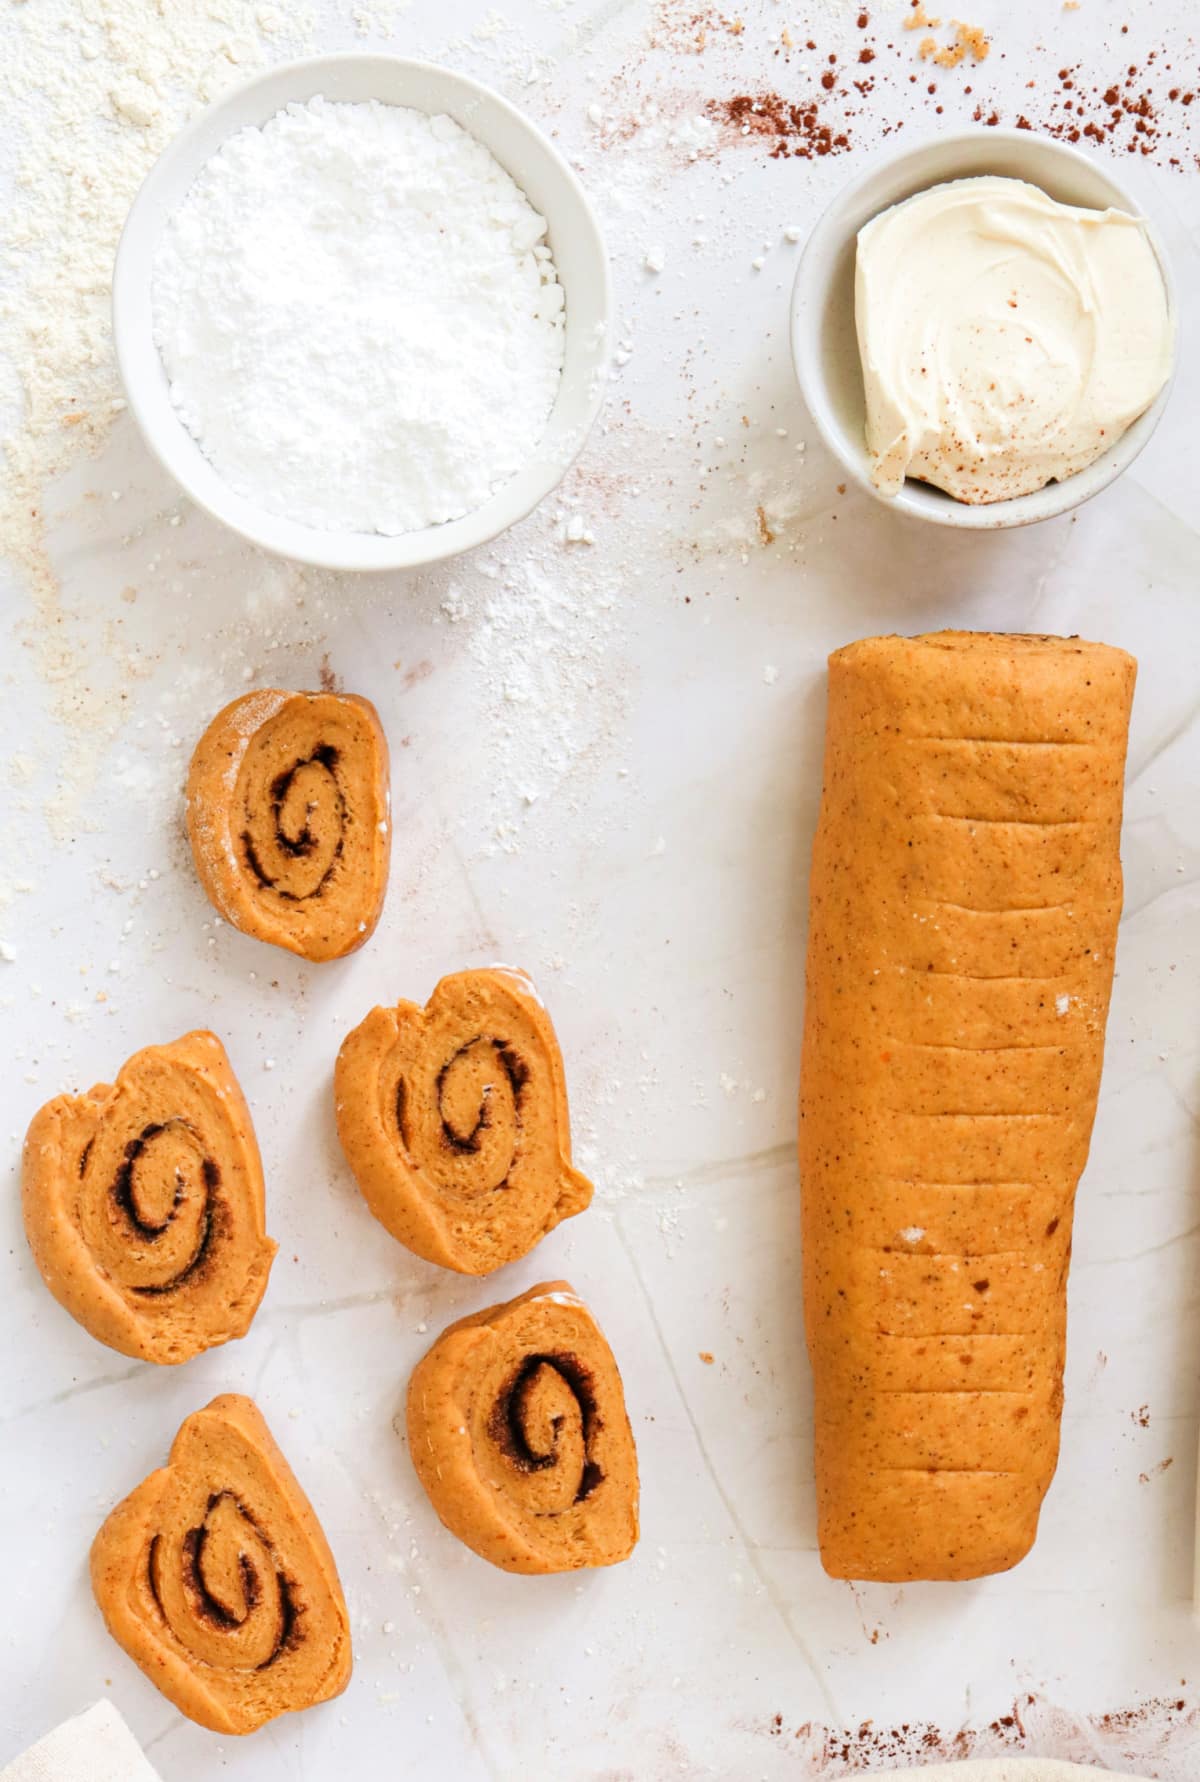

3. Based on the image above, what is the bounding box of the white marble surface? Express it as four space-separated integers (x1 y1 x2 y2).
1 0 1199 1776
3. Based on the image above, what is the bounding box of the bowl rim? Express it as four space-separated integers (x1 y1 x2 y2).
789 125 1179 531
112 51 612 571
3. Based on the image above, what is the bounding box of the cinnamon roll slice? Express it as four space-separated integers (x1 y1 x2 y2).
335 968 592 1274
186 689 390 962
22 1032 276 1364
407 1282 639 1573
91 1394 352 1734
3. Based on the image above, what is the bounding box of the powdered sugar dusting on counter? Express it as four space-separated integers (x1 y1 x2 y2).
152 95 565 535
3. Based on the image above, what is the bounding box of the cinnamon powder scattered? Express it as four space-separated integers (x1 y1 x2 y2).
617 0 1195 179
976 56 1195 162
790 1690 1195 1772
709 91 851 159
649 2 751 56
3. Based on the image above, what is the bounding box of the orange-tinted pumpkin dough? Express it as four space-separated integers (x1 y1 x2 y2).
407 1281 639 1574
800 632 1135 1581
91 1394 352 1734
186 688 389 962
23 1031 275 1364
335 968 592 1274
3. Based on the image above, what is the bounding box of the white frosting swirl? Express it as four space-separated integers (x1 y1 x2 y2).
855 175 1173 504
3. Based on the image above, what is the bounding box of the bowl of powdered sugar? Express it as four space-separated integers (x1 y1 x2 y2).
113 55 610 570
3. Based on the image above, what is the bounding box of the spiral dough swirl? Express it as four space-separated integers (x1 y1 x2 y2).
336 968 593 1275
407 1282 639 1574
149 1492 296 1672
186 689 390 963
490 1350 604 1510
22 1032 276 1364
91 1395 352 1735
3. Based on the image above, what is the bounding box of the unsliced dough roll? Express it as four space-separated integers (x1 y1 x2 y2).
800 632 1135 1582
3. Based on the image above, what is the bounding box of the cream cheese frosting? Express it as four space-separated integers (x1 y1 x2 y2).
855 175 1173 504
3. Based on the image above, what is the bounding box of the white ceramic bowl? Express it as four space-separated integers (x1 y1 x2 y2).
113 54 611 571
790 129 1177 530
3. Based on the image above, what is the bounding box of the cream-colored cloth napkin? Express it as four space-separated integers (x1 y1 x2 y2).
877 1764 1152 1780
0 1702 161 1782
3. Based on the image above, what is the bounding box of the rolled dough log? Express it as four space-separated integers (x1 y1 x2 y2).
800 632 1136 1581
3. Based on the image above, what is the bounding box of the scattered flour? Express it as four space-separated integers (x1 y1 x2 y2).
0 0 313 831
0 0 311 570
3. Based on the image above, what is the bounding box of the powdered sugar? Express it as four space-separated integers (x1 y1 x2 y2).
436 535 630 859
153 95 565 535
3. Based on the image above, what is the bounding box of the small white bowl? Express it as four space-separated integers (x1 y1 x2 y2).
113 54 611 571
790 129 1177 530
